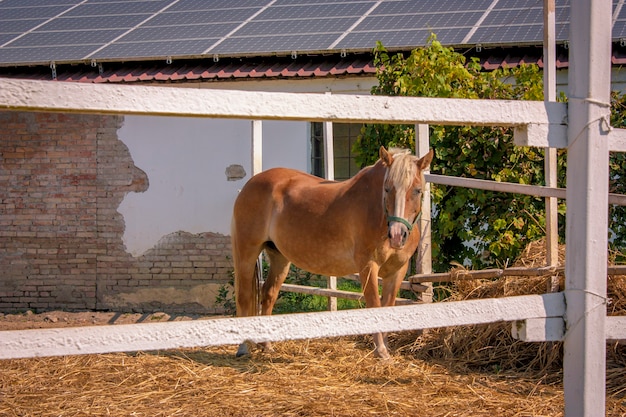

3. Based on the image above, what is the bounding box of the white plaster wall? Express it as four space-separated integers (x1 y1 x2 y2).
115 77 376 256
118 116 308 256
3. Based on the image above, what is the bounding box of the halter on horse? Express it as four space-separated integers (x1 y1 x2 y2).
231 146 433 359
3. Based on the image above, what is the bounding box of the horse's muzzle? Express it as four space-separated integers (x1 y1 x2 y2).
388 221 409 249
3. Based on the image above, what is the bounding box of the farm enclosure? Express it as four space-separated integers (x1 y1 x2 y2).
1 242 626 417
0 0 624 415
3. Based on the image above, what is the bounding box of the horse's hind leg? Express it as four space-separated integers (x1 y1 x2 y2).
232 238 264 357
233 246 263 318
258 245 291 352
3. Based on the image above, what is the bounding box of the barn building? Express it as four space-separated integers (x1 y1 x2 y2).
0 0 625 313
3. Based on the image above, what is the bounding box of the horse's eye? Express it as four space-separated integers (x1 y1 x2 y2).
413 188 422 196
384 186 391 193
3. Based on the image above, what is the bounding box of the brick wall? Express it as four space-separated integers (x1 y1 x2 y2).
0 111 233 314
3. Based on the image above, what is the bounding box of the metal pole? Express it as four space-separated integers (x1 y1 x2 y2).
564 0 611 414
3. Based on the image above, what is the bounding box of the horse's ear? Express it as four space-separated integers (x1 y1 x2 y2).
379 146 394 166
416 149 434 171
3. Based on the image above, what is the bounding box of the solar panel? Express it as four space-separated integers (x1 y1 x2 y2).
212 33 341 55
471 25 543 45
148 9 260 25
482 9 543 26
257 3 372 20
62 1 171 17
0 18 48 33
168 0 267 11
0 35 17 45
120 24 238 42
0 0 81 7
336 28 468 50
372 0 492 15
0 45 100 63
0 5 76 20
0 0 616 67
41 15 149 31
92 39 215 59
614 21 626 38
234 18 357 37
9 29 127 48
359 12 484 32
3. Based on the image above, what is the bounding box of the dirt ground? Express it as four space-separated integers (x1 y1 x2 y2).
0 309 625 417
0 309 214 331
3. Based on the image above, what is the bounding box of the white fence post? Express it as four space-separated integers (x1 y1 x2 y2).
543 0 560 292
415 124 433 302
251 120 263 176
323 103 337 311
252 120 263 315
564 0 611 415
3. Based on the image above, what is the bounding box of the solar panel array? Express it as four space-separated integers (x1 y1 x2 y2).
0 0 618 66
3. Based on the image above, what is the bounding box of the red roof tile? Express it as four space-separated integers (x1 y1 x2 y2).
0 45 621 84
0 55 376 83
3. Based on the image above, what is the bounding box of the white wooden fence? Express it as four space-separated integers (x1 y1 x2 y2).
0 0 623 415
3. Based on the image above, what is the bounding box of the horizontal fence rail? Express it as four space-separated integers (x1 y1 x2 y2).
280 273 428 306
0 293 565 359
279 283 416 305
409 265 626 283
0 78 567 147
426 174 626 206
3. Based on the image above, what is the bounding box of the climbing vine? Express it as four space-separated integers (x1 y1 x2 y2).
354 35 625 270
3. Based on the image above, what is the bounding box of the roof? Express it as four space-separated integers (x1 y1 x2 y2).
0 1 624 84
0 0 583 67
3 43 623 84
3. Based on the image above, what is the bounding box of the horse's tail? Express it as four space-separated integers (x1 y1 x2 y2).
254 255 262 316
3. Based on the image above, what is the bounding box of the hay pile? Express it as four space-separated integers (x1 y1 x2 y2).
1 239 625 416
393 239 626 395
1 340 568 417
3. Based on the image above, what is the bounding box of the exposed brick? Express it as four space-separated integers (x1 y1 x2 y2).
0 111 233 314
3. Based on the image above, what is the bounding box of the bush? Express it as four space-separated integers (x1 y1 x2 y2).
354 35 626 270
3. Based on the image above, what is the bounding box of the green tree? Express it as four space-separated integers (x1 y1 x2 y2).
354 36 569 270
609 92 626 261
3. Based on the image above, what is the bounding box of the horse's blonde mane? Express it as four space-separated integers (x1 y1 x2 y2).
385 148 418 190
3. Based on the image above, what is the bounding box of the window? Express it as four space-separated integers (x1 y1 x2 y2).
310 122 362 181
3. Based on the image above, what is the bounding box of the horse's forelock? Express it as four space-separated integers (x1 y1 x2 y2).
385 149 418 190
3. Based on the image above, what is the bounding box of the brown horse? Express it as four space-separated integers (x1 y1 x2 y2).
231 146 434 359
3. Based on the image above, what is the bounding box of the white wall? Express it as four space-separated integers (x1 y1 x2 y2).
116 77 377 256
118 116 308 256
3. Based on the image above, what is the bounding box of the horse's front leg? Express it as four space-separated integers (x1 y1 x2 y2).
359 263 391 359
378 264 410 353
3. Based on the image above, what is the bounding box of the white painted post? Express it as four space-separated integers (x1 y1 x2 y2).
323 107 337 311
251 120 263 176
543 0 560 293
415 124 433 302
252 120 263 315
564 0 611 415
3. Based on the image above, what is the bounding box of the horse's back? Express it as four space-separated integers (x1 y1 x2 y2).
233 168 322 233
235 167 331 210
242 167 327 191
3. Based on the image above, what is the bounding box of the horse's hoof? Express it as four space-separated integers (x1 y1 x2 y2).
374 348 392 361
260 341 274 353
